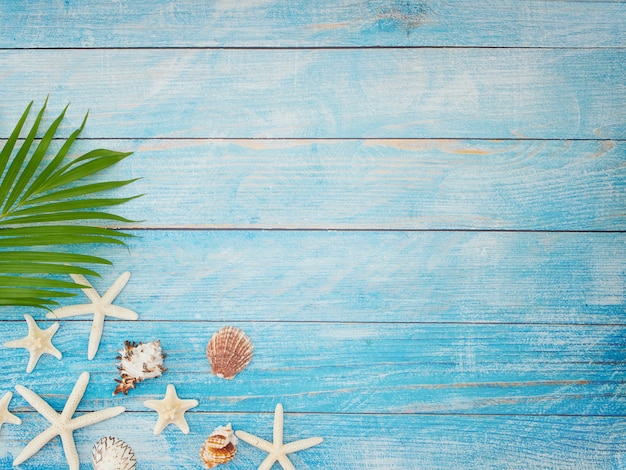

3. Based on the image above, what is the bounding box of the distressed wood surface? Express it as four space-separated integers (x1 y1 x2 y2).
0 0 625 468
60 138 626 230
0 321 623 416
0 48 623 139
3 231 623 325
0 0 624 48
2 412 624 470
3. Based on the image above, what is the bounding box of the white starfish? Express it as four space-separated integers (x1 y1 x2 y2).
143 383 199 435
47 272 138 360
4 314 62 373
0 391 22 433
13 371 125 470
235 403 323 470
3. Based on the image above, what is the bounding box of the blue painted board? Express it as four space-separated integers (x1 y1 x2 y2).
0 0 624 468
69 138 626 230
0 0 624 48
4 230 620 324
0 49 623 139
0 321 622 416
1 412 624 469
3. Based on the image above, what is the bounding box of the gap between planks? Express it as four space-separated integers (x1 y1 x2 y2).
2 46 626 51
105 227 626 233
10 410 626 418
5 319 625 327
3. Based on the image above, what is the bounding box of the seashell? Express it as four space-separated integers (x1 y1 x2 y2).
206 326 253 380
92 436 136 470
200 423 238 468
113 340 166 395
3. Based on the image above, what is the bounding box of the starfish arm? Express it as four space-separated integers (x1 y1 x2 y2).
5 412 22 425
69 273 101 303
12 426 58 466
282 436 324 454
3 337 30 349
59 429 80 470
25 349 45 373
102 271 131 304
174 416 191 434
49 344 63 360
45 320 61 337
103 304 139 320
152 415 170 435
0 392 11 407
44 323 62 359
277 454 297 470
258 453 281 470
274 403 285 445
15 385 60 423
143 400 157 410
48 303 94 319
43 321 61 350
180 398 200 412
0 392 22 426
68 406 125 431
24 314 39 331
235 430 275 453
61 372 90 421
87 313 105 360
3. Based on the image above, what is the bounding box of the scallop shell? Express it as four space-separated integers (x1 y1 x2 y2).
206 326 253 380
114 340 167 395
200 423 238 468
92 436 136 470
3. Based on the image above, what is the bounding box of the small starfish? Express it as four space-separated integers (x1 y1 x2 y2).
143 383 198 435
47 272 138 360
4 314 62 373
13 371 125 470
0 391 22 433
235 403 323 470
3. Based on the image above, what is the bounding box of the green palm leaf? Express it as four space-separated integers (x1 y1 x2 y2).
0 101 140 310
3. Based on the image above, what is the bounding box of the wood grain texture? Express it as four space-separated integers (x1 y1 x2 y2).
1 413 625 469
65 138 626 230
0 321 622 416
0 0 624 48
2 231 624 324
0 0 624 468
0 48 623 139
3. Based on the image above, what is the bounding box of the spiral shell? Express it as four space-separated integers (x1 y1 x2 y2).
206 326 253 380
92 436 136 470
114 340 167 395
200 423 237 468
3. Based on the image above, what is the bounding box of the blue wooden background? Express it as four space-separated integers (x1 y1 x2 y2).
0 1 625 468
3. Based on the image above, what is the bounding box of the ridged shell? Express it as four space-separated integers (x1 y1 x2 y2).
200 424 237 468
92 436 136 470
206 327 253 380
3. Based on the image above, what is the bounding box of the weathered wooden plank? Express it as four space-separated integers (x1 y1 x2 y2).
0 321 622 416
61 138 626 230
0 0 624 48
0 412 624 469
4 230 621 324
0 49 623 139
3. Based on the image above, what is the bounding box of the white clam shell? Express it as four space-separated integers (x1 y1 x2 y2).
92 436 136 470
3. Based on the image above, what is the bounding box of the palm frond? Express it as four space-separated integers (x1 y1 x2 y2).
0 101 139 310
